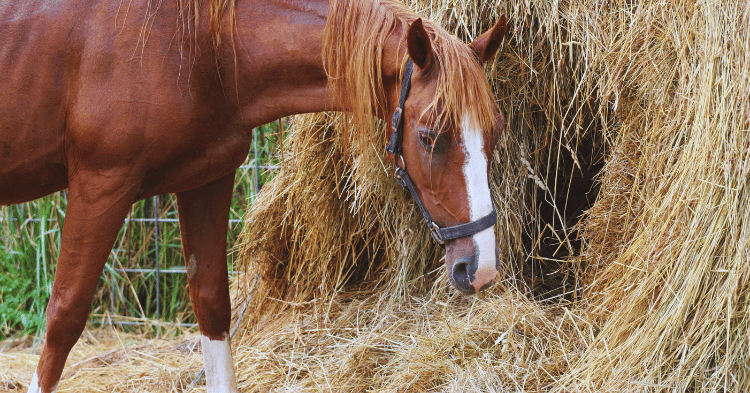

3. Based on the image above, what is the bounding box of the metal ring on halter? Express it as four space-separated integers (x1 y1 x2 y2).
430 222 445 245
394 169 406 187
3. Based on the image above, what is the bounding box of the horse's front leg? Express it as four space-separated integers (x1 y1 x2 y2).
176 173 238 393
30 170 139 393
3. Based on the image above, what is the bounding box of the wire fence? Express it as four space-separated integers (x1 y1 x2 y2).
0 125 282 335
104 126 281 329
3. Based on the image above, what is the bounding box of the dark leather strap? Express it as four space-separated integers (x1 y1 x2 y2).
396 167 497 245
386 59 413 156
435 209 497 243
395 167 435 225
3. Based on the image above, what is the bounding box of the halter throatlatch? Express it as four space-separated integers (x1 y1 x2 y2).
386 59 497 245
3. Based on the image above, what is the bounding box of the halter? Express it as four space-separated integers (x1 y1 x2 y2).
386 59 497 246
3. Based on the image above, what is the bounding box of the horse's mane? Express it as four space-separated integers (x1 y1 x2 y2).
322 0 498 141
141 0 234 52
205 0 234 50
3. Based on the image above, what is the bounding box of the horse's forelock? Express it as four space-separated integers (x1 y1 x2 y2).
323 0 498 145
425 35 498 140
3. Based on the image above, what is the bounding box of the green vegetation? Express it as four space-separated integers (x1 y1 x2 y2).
0 122 285 340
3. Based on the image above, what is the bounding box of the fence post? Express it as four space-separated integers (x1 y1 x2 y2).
153 195 160 337
253 127 260 198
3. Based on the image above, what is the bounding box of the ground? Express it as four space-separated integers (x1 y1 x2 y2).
0 327 205 393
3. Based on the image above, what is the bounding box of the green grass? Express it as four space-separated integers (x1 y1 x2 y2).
0 197 64 338
0 122 285 340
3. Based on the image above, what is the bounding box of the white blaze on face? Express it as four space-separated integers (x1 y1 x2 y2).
201 334 238 393
461 113 497 290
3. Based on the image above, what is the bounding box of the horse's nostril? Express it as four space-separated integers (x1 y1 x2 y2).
451 260 475 294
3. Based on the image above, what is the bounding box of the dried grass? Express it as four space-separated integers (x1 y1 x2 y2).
559 1 750 391
0 326 203 393
232 282 590 392
233 0 750 391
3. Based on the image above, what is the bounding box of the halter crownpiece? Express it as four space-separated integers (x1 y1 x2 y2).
386 58 497 245
386 59 413 157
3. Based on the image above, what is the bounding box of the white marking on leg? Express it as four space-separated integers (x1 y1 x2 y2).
27 371 52 393
27 371 40 393
461 113 498 290
201 334 238 393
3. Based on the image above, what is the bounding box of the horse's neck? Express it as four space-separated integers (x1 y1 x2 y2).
227 0 405 126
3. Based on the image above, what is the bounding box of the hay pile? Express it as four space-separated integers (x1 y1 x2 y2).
0 326 202 392
560 1 750 390
233 0 750 391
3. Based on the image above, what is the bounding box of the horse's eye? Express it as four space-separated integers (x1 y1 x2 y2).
418 130 437 148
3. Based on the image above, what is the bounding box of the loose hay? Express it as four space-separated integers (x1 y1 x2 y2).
234 0 750 392
559 1 750 391
0 326 204 393
232 285 591 392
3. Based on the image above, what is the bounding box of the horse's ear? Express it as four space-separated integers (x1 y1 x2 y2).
407 18 434 70
469 14 507 64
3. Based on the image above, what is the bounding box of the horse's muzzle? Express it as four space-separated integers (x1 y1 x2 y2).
445 229 498 294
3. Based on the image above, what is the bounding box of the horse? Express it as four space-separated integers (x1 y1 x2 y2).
0 0 507 391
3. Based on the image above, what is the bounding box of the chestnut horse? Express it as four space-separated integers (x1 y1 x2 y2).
0 0 506 391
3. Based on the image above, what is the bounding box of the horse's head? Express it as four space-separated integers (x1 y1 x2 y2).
387 16 507 294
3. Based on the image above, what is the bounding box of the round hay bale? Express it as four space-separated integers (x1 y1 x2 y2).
560 1 750 391
232 0 750 391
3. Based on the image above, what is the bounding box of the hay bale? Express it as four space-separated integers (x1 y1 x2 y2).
234 0 593 389
559 1 750 391
233 0 750 391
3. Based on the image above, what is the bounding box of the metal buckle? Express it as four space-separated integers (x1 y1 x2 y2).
391 107 403 131
429 222 445 245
